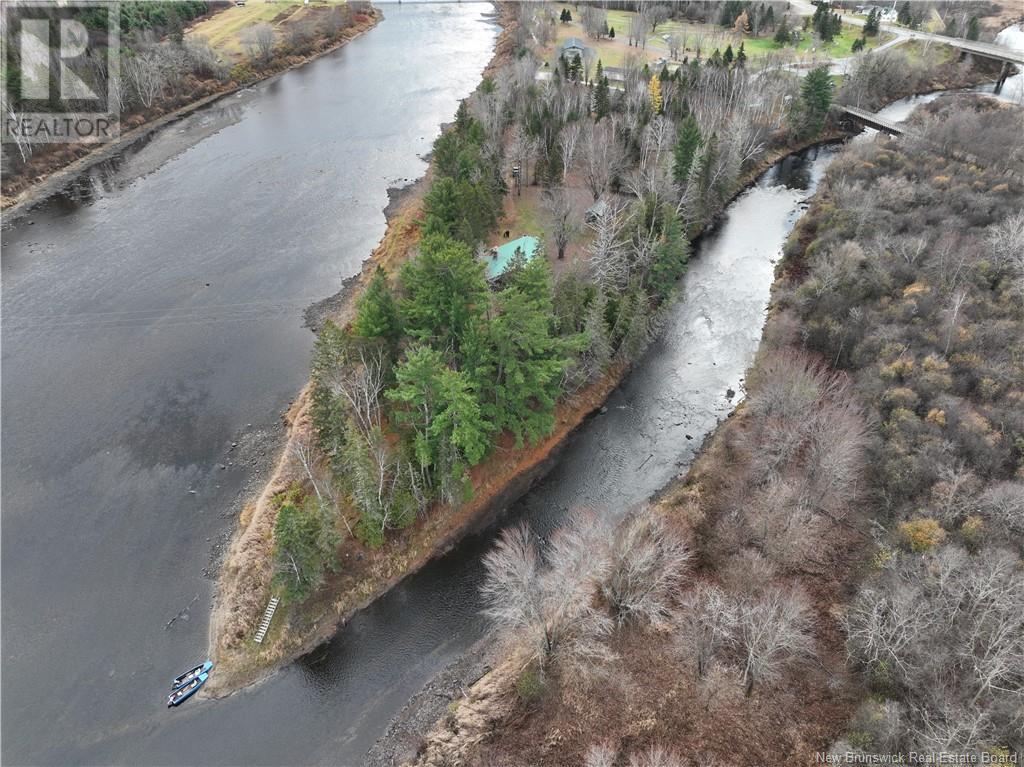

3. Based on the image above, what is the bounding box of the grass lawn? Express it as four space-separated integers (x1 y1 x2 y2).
550 3 892 68
187 1 344 61
901 39 956 65
741 25 892 59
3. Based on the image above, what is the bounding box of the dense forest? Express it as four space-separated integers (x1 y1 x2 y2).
800 96 1023 761
437 92 1023 766
277 3 837 611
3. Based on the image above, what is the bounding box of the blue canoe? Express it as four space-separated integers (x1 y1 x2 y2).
171 660 213 690
167 672 208 707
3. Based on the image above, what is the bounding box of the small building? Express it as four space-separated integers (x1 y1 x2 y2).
585 199 609 223
562 37 587 60
485 236 540 281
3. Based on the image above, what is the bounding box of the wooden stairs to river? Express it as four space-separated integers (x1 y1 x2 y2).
253 597 280 644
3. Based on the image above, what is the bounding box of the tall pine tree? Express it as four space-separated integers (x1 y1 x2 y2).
354 267 402 347
673 115 702 187
399 233 488 356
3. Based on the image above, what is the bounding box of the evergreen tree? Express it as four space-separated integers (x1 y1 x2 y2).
568 54 583 81
310 320 352 463
765 6 775 30
966 16 980 40
273 498 340 602
818 11 840 43
399 233 488 355
797 66 833 138
688 133 721 223
897 1 912 26
710 48 723 67
673 114 702 186
736 41 747 67
595 75 611 118
811 2 826 34
718 0 745 28
851 36 865 53
422 174 499 246
387 345 490 479
479 258 577 447
648 211 690 299
581 290 611 381
723 43 734 66
774 17 790 44
864 8 879 36
609 26 615 38
354 267 402 347
649 74 663 113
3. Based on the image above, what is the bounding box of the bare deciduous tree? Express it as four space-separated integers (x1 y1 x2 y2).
844 545 1024 752
584 742 617 767
736 586 815 695
675 584 739 679
124 51 166 108
628 745 685 767
986 209 1024 291
243 23 276 64
558 121 582 180
580 4 606 39
586 198 631 288
581 120 625 201
601 511 690 627
543 186 575 260
507 123 539 187
480 512 613 670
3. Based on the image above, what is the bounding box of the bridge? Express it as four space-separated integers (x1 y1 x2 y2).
937 37 1023 93
837 105 904 136
789 1 1023 93
940 37 1024 67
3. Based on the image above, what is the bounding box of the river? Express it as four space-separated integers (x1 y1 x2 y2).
1 4 497 765
6 7 1002 765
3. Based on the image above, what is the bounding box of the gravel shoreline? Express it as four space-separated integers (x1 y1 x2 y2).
366 639 496 767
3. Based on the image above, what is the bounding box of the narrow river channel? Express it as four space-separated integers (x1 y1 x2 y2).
13 8 1005 766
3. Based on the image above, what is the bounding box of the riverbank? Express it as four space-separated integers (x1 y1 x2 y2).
205 21 1006 700
398 83 1024 766
208 116 853 699
1 7 381 214
204 1 517 698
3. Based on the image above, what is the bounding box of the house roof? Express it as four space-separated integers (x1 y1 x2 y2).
486 236 539 280
562 37 586 51
586 199 609 217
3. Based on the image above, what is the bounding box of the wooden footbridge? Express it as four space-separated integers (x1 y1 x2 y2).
837 105 905 136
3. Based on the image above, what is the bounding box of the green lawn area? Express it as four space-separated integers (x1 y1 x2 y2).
550 4 891 68
740 25 892 59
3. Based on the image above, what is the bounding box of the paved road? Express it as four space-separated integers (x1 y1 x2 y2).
790 0 1024 64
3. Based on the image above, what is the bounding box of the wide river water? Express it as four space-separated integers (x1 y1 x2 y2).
2 4 497 764
4 3 928 763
